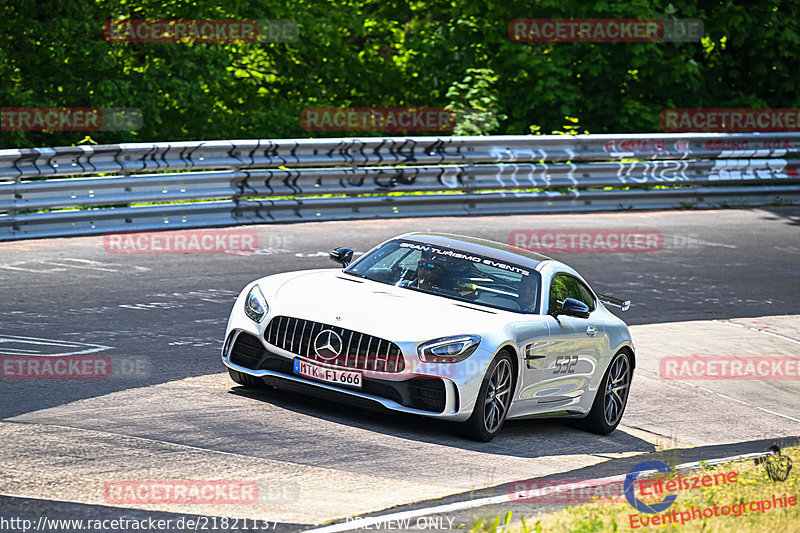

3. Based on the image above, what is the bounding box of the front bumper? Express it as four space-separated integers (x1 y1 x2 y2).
221 325 494 422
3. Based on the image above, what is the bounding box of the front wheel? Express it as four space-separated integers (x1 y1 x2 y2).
460 352 515 442
576 350 632 434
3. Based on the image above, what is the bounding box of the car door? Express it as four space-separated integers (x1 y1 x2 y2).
533 273 608 409
507 318 553 418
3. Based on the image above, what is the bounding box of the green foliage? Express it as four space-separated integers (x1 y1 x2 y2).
1 0 799 148
446 67 507 135
470 510 513 532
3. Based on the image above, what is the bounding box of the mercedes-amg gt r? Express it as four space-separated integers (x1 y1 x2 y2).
222 232 634 441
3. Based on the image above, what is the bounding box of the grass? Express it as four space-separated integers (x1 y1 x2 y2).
465 445 799 532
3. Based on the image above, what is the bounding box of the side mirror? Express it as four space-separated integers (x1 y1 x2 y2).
330 247 354 267
558 298 591 319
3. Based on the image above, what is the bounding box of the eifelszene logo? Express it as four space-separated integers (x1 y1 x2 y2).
624 461 678 514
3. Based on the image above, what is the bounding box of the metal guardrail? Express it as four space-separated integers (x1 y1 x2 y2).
1 133 799 241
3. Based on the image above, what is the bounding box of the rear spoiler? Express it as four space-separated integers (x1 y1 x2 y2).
598 294 631 312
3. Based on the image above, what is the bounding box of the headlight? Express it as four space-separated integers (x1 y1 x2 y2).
418 335 481 363
244 284 268 323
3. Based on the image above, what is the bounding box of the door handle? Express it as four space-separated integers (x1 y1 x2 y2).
586 326 598 337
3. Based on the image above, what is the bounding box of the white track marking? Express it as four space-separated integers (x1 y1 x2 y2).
0 259 149 274
638 366 800 425
0 263 68 273
724 320 800 346
0 335 111 356
41 259 122 272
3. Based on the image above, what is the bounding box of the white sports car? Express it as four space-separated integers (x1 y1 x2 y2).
222 233 634 441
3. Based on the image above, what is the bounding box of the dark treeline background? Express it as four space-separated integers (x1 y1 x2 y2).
1 0 798 148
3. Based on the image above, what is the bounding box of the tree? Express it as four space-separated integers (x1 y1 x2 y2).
1 0 798 148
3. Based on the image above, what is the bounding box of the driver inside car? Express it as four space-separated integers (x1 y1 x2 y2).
397 250 466 296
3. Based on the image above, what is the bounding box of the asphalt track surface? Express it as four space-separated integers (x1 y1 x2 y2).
1 207 799 531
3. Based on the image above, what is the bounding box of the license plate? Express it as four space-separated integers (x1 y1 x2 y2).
293 359 362 389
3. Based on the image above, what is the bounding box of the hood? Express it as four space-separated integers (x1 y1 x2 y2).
269 269 515 342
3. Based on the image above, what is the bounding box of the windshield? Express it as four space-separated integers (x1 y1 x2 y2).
345 239 540 313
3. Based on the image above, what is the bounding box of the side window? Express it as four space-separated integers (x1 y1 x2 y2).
575 280 596 312
549 275 578 314
549 274 594 313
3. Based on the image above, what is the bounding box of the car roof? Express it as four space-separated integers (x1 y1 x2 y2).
398 232 552 271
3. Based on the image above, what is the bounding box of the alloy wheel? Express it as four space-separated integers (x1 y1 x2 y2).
603 354 630 426
484 358 512 433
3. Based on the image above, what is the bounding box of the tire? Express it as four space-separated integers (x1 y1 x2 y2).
460 351 515 442
228 368 269 389
576 350 632 435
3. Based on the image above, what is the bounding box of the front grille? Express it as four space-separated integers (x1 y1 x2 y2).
227 333 444 413
229 332 265 370
264 316 405 373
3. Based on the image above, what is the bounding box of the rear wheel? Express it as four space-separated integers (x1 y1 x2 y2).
228 368 269 389
461 352 514 442
576 350 632 434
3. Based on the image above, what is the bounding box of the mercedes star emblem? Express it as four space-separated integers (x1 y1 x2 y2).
314 329 343 360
